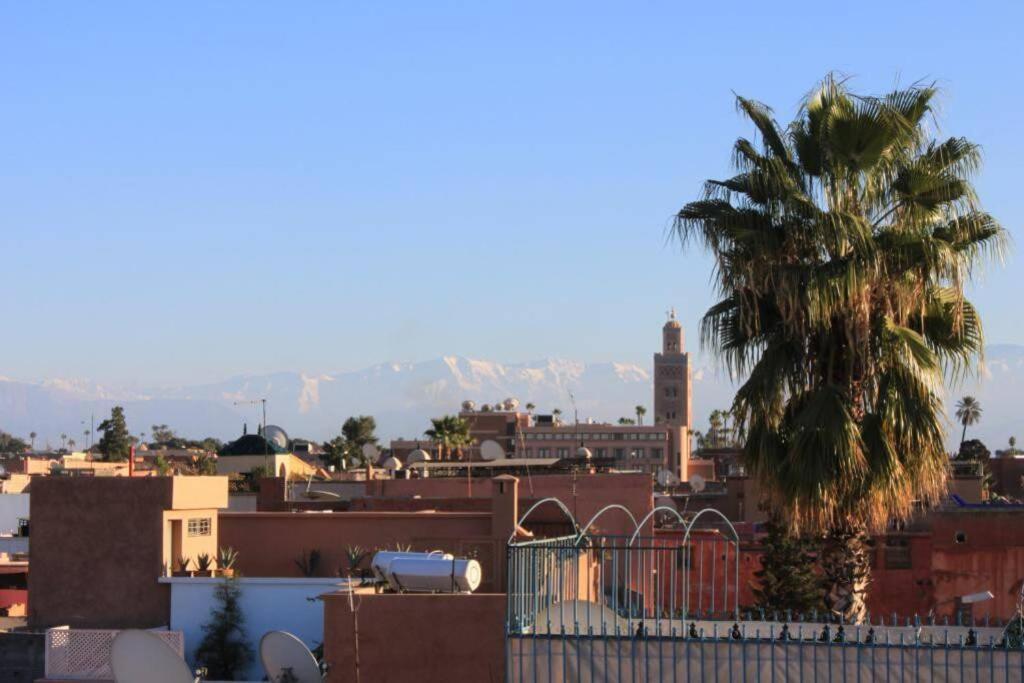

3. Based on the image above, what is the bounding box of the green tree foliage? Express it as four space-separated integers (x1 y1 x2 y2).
150 423 177 444
751 517 824 615
0 431 29 454
425 415 473 460
618 417 636 425
321 415 379 470
674 76 1004 621
635 405 647 425
194 578 252 680
97 406 132 462
153 454 173 476
956 439 990 462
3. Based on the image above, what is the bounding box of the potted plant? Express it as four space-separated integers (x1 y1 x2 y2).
173 556 192 577
217 546 239 578
195 552 215 577
344 545 366 578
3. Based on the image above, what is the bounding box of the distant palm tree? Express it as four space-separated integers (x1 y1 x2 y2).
425 415 473 461
525 402 536 413
67 439 76 450
955 396 982 446
635 405 647 426
29 432 36 450
60 433 67 450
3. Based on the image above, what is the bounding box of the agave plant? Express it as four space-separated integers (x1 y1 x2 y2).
345 545 367 576
218 546 239 570
195 552 213 575
295 549 321 577
675 74 1004 622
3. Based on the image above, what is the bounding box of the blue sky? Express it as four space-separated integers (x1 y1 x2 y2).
2 2 1021 385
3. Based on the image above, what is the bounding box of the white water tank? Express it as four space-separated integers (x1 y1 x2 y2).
370 551 453 581
386 557 482 593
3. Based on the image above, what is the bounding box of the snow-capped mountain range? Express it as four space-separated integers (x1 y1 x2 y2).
2 347 1021 451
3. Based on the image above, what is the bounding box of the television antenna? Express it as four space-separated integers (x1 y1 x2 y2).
234 397 269 469
259 630 325 682
111 630 197 683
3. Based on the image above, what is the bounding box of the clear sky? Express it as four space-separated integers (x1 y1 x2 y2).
2 2 1021 385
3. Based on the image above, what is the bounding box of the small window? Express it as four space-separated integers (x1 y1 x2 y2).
187 518 211 537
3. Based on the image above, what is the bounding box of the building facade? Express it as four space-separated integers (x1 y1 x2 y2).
390 313 694 478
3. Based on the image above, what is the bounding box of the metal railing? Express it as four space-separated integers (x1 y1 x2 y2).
507 503 741 637
507 620 1024 682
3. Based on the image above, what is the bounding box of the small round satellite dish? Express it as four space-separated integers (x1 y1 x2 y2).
112 630 193 683
479 440 504 461
461 399 476 412
576 446 592 460
260 631 321 683
361 442 380 463
264 425 290 450
690 473 706 493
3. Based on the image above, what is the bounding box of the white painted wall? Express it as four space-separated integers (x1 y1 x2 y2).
161 576 351 681
0 494 29 535
0 537 28 554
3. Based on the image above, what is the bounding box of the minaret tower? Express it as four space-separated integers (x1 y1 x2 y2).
653 308 692 479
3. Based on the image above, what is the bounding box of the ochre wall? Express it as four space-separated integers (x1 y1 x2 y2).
29 477 173 629
367 472 653 536
218 511 500 590
323 593 505 683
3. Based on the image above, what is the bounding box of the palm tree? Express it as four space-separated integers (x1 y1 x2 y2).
29 432 36 450
67 438 76 451
635 405 647 426
675 76 1004 622
955 396 982 446
525 402 536 414
60 433 67 450
425 415 472 461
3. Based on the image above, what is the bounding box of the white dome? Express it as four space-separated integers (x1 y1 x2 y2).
461 400 476 412
407 448 432 464
381 456 403 470
576 446 593 460
503 398 520 411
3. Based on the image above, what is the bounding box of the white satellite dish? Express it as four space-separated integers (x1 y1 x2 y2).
656 469 680 487
259 630 323 683
690 473 706 493
361 442 380 463
111 630 194 683
479 440 504 462
265 425 290 451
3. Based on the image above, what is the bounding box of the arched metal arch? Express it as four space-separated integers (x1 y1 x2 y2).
681 506 741 620
680 507 740 546
574 504 638 545
509 497 580 544
626 505 687 546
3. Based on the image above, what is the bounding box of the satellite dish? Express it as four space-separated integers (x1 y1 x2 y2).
111 630 193 683
264 425 290 451
656 469 680 487
361 442 380 463
259 630 322 683
479 440 504 461
461 400 476 412
690 473 706 493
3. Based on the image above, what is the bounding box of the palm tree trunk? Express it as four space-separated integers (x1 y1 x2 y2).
961 422 968 446
821 524 870 624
